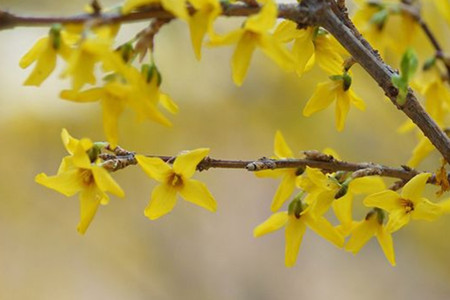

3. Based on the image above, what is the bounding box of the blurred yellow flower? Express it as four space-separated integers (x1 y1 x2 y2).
188 0 222 60
122 0 189 20
35 129 124 234
255 131 302 212
19 25 72 86
345 208 396 266
432 0 450 25
209 0 295 86
136 148 217 220
254 198 344 267
364 173 443 232
303 73 365 131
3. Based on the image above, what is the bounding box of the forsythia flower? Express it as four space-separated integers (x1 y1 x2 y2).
352 0 417 57
303 73 365 131
432 0 450 26
254 198 344 267
35 129 124 234
188 0 222 60
208 0 295 86
345 208 396 266
364 173 443 232
255 131 303 212
122 0 189 20
136 148 217 220
273 21 344 76
19 25 72 86
61 26 118 91
60 81 130 148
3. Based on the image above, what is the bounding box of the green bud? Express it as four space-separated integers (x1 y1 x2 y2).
334 183 348 199
288 200 303 219
141 63 162 86
370 9 388 30
87 142 107 163
423 57 436 71
119 42 134 63
49 24 62 50
375 208 386 225
400 48 418 82
342 72 352 91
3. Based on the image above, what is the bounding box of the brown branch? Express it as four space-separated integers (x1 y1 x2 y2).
98 147 447 185
308 0 450 163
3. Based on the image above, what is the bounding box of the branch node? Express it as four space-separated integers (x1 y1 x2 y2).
246 157 276 171
303 150 334 162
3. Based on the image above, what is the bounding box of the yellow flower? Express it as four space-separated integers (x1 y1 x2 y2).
353 0 417 57
123 64 179 126
255 131 302 212
35 129 124 234
188 0 222 60
432 0 450 25
254 198 344 267
364 173 443 232
273 21 344 76
345 208 396 266
19 25 72 86
60 81 130 148
208 0 295 86
61 26 118 91
407 134 435 168
303 73 365 131
136 148 217 220
122 0 189 20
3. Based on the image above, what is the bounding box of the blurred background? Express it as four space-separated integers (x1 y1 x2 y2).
1 0 450 299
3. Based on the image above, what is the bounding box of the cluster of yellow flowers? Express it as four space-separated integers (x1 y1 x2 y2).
19 0 450 267
253 131 450 267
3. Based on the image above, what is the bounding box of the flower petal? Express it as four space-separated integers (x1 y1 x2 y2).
412 198 443 221
332 192 353 226
335 90 351 131
386 210 410 232
19 37 48 68
270 172 296 212
345 219 376 254
284 216 307 267
35 169 83 197
401 173 431 202
303 81 336 117
375 226 396 266
91 166 124 197
304 214 344 247
253 211 289 237
179 179 217 212
363 190 401 212
77 185 105 234
173 148 210 179
349 176 386 194
231 32 257 86
144 184 178 220
136 155 172 182
274 130 293 158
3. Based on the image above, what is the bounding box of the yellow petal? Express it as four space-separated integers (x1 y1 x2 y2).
386 209 411 232
173 148 210 179
332 193 353 226
363 190 401 212
253 211 289 237
35 169 83 197
407 137 435 168
273 20 302 43
135 155 172 182
375 226 396 266
101 97 126 148
303 81 337 117
335 90 351 131
60 88 103 103
284 217 307 267
274 130 293 158
345 219 376 254
189 9 210 60
160 93 179 115
122 0 158 13
231 32 257 86
161 0 189 20
245 0 277 33
401 173 430 202
91 166 124 197
292 28 315 76
348 89 366 111
258 34 295 72
304 214 344 247
23 44 57 86
77 185 106 234
179 179 217 212
309 190 335 217
271 172 296 212
412 198 443 221
19 37 48 68
304 166 330 190
349 176 386 194
61 128 80 155
144 183 178 220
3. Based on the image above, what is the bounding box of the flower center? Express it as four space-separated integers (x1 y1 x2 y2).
168 173 183 188
399 198 414 213
80 169 94 186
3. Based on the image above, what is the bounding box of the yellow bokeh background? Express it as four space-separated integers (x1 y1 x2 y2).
1 0 450 299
